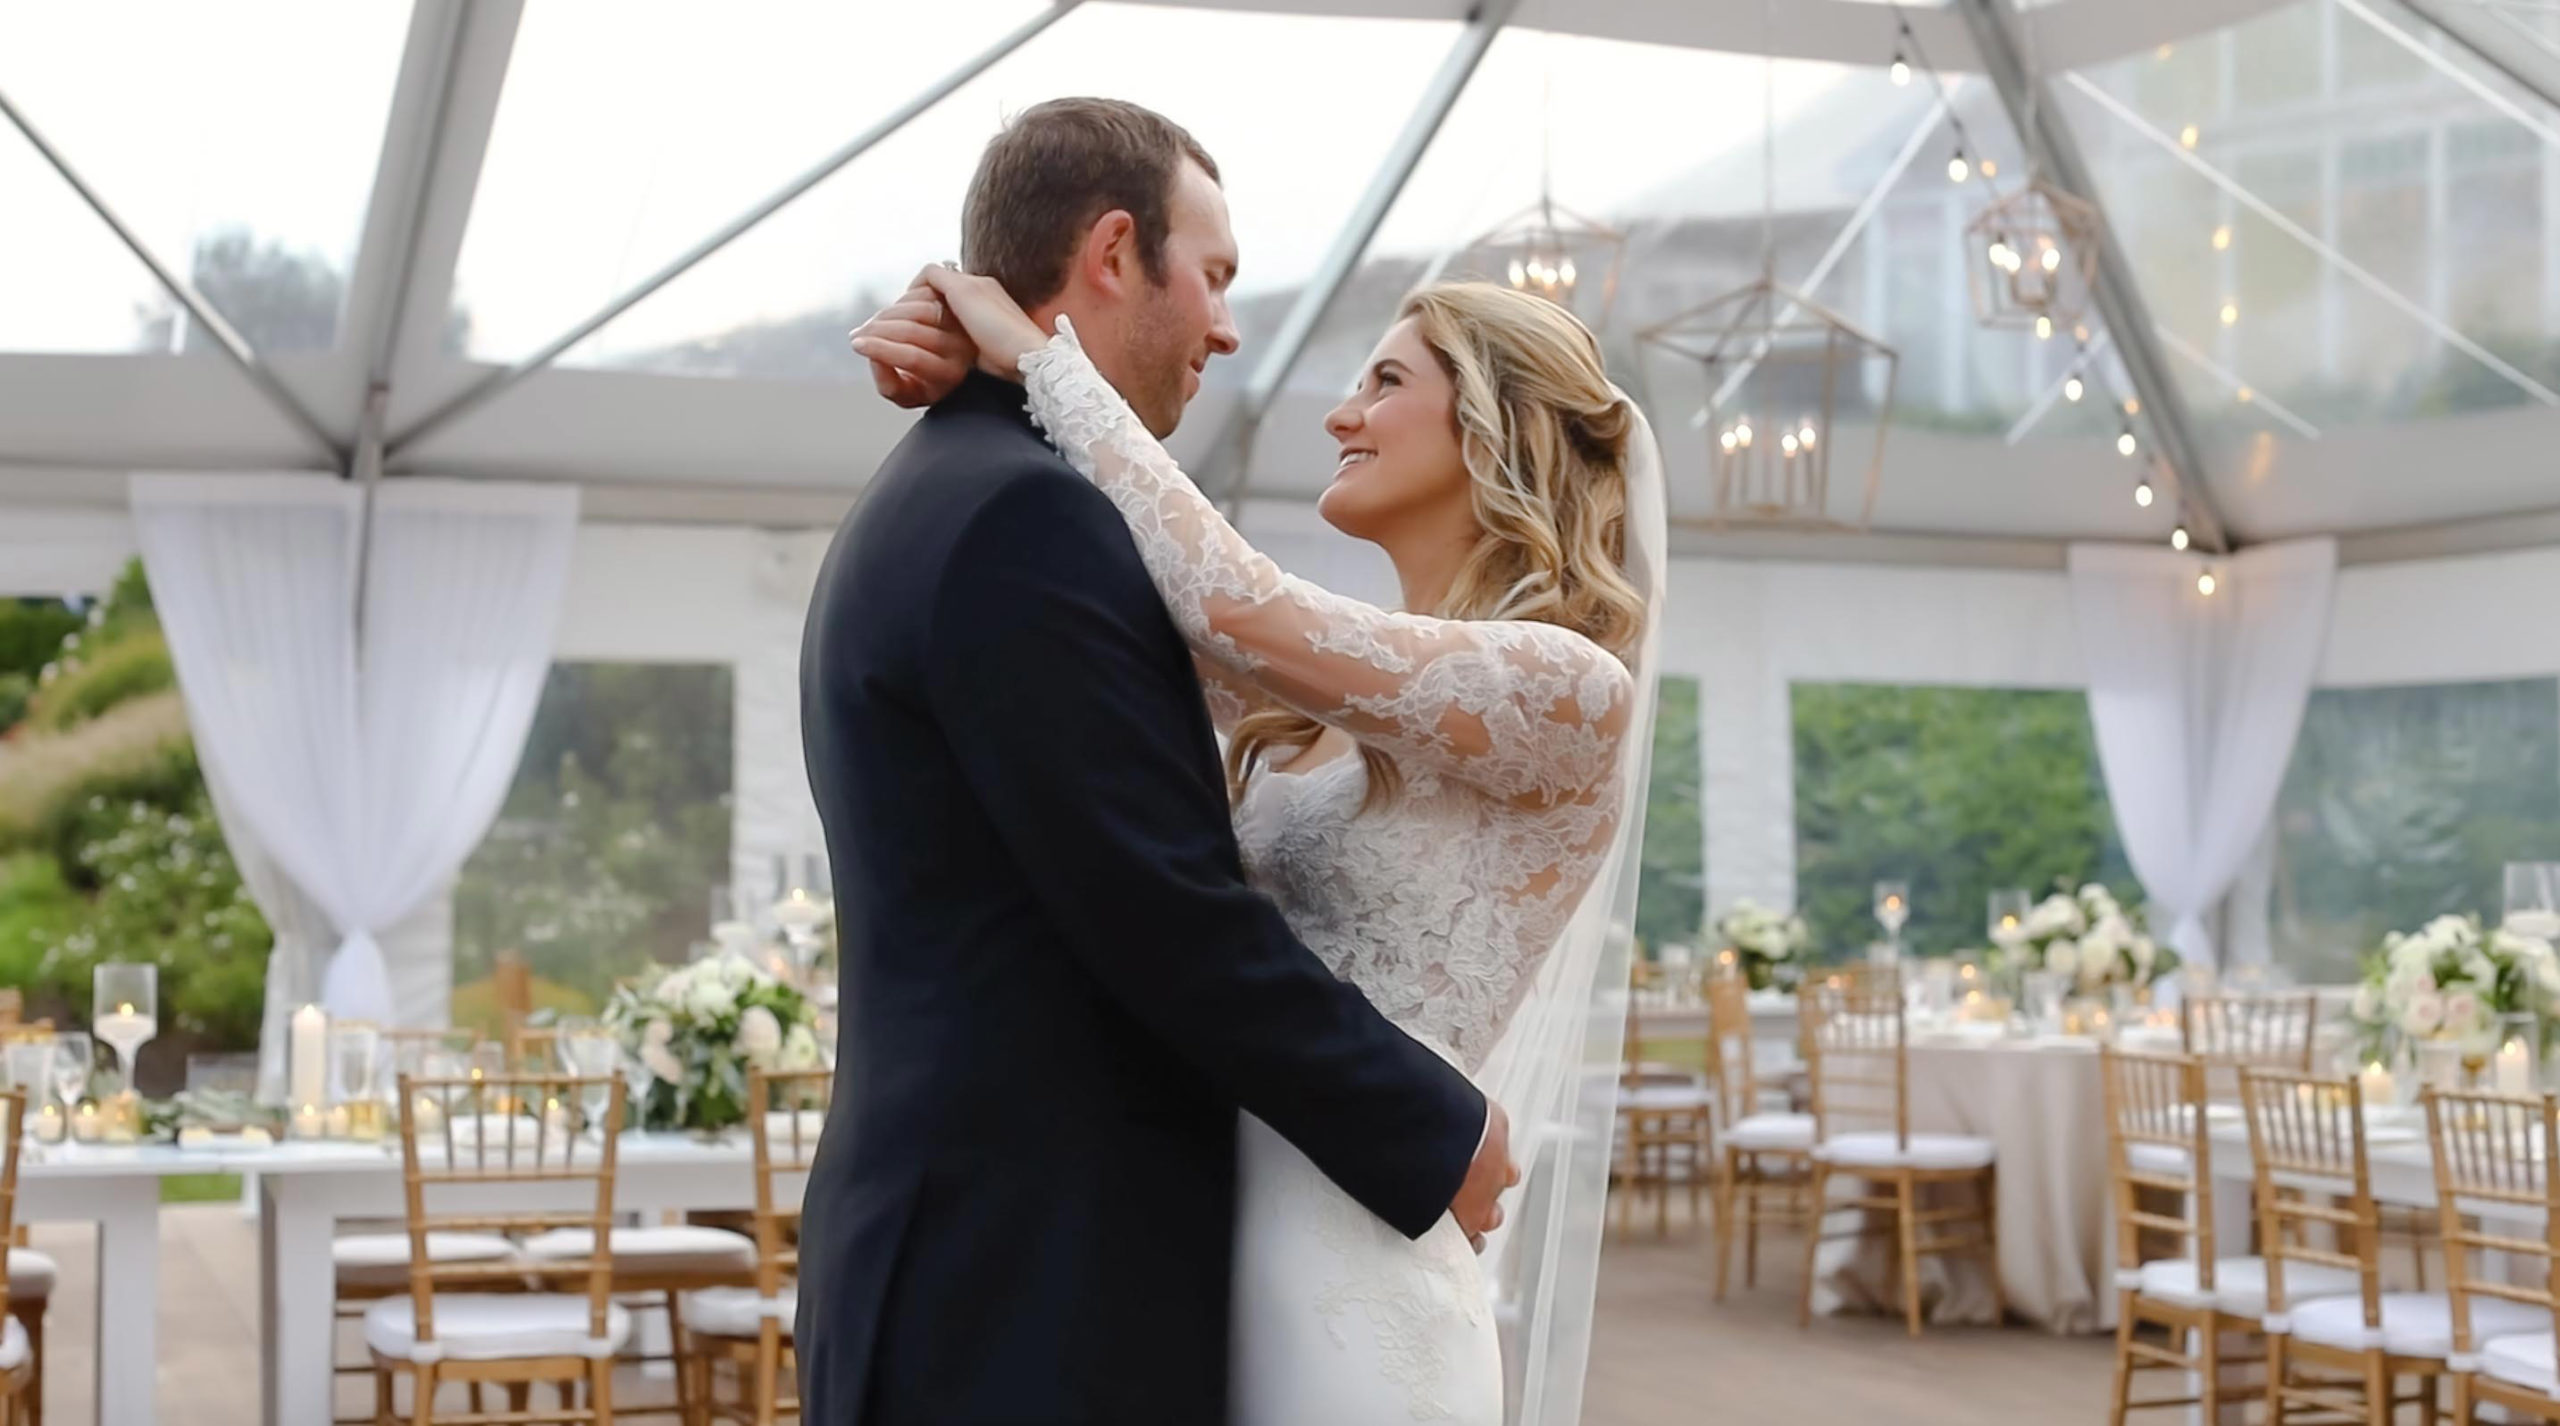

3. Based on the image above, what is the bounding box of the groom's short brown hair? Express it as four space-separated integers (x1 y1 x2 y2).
962 97 1219 308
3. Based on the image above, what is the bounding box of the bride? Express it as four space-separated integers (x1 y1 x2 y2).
858 274 1665 1425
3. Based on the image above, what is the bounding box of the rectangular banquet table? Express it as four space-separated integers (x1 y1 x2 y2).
18 1131 792 1426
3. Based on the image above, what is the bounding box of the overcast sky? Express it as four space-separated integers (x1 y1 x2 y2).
1 1 1847 361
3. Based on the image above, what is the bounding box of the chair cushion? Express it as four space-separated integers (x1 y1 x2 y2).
0 1315 23 1372
680 1285 797 1339
2284 1292 2549 1359
333 1233 519 1290
7 1247 54 1302
519 1225 756 1277
2481 1330 2560 1396
2126 1142 2194 1178
1813 1131 1996 1171
363 1294 631 1364
2131 1257 2358 1320
1723 1112 1815 1152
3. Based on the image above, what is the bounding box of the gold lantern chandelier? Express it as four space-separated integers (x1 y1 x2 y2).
1461 194 1626 328
1634 0 1899 530
1963 170 2100 342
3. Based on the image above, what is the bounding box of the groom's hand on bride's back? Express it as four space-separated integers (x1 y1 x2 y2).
849 267 976 408
1452 1100 1522 1254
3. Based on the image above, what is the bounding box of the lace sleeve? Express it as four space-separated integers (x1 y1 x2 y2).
1022 318 1633 805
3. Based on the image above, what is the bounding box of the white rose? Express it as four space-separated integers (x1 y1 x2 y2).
687 975 738 1019
641 1043 684 1085
642 1018 673 1051
2044 939 2080 978
2388 935 2432 972
2401 991 2446 1039
2129 937 2156 977
782 1024 821 1069
737 1006 783 1065
2350 983 2381 1022
2443 990 2485 1038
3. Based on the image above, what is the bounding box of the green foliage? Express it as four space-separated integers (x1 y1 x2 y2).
1791 683 2137 963
160 1173 243 1205
1636 676 1704 952
449 973 596 1044
2272 679 2560 985
0 673 28 735
453 663 734 1005
23 630 174 733
0 600 82 687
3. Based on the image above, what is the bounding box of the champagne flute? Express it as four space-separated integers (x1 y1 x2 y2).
559 1024 618 1137
51 1033 93 1116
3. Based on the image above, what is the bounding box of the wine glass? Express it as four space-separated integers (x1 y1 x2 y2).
1873 881 1911 963
51 1033 93 1116
93 963 157 1096
558 1023 619 1136
2506 863 2560 940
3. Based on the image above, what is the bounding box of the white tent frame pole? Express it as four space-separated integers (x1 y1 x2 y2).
385 0 1081 460
1199 0 1521 507
2341 0 2560 147
0 89 344 464
2002 330 2113 443
1956 0 2231 554
2401 0 2560 113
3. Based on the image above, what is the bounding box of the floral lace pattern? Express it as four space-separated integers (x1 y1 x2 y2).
1020 317 1635 1071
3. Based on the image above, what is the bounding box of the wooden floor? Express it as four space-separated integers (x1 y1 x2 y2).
27 1194 2112 1424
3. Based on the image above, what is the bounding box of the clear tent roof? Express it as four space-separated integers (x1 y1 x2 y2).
5 0 2559 553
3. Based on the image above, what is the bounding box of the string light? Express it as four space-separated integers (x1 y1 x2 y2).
2124 397 2141 416
2074 324 2091 343
2179 124 2200 149
2035 314 2054 341
2212 225 2232 251
1948 149 1970 184
2063 375 2085 402
2156 43 2175 60
1980 159 1999 179
2196 570 2218 596
2170 525 2191 551
1797 422 1817 450
2237 386 2254 403
2134 478 2155 508
2220 302 2238 326
1891 53 1911 85
2117 429 2138 457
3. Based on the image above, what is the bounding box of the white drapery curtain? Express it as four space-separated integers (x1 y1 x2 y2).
2067 538 2336 970
130 474 578 1097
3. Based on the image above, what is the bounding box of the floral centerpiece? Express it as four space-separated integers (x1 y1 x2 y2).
2349 914 2560 1066
1712 900 1809 991
603 957 824 1133
1990 882 2176 998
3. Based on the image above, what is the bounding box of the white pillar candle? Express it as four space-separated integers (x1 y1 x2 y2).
288 1005 328 1111
2498 1038 2535 1095
292 1103 326 1140
2358 1061 2396 1107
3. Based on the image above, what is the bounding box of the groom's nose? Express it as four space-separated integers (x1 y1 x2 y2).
1206 299 1240 358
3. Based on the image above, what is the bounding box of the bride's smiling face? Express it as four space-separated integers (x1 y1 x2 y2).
1318 319 1472 545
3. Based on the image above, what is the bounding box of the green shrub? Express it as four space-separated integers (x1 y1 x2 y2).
0 692 193 854
0 601 81 684
26 629 175 733
450 973 597 1043
0 672 31 736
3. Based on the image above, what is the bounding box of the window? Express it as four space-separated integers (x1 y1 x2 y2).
2269 679 2560 985
451 663 734 1026
1792 683 2135 961
1637 676 1702 953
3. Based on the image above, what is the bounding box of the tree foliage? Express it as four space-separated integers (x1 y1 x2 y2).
1636 676 1703 951
1790 683 2137 963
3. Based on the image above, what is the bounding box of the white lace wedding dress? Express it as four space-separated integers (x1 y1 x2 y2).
1021 321 1637 1425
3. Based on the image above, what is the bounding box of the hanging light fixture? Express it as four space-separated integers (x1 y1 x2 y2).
1947 148 1970 184
2117 428 2138 457
2196 569 2218 596
1891 52 1911 85
1639 3 1899 532
1451 34 1627 330
2170 525 2191 551
2134 478 2154 508
2063 375 2085 402
1965 177 2101 336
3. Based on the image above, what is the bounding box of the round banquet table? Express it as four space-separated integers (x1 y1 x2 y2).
1809 1024 2180 1335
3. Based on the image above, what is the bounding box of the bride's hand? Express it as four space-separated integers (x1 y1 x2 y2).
912 264 1048 383
849 267 977 408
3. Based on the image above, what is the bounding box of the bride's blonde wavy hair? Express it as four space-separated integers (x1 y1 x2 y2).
1225 281 1647 809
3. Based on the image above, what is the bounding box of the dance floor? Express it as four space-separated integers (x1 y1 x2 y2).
29 1194 2110 1424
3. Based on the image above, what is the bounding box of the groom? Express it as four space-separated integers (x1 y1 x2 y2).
798 98 1515 1424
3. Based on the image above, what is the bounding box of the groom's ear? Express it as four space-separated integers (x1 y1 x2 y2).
1075 209 1143 302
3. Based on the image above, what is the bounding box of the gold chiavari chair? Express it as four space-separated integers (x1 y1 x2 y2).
1610 959 1713 1236
1709 972 1814 1298
2242 1067 2538 1424
1794 979 2000 1336
0 1031 53 1426
2102 1051 2354 1423
0 1091 33 1426
2425 1087 2560 1423
368 1071 628 1425
678 1067 828 1425
331 1030 512 1422
2185 995 2320 1101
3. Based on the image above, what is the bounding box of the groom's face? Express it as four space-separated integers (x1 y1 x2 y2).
1119 160 1241 439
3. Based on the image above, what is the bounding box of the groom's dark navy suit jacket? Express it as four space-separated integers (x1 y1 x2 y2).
794 372 1486 1425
